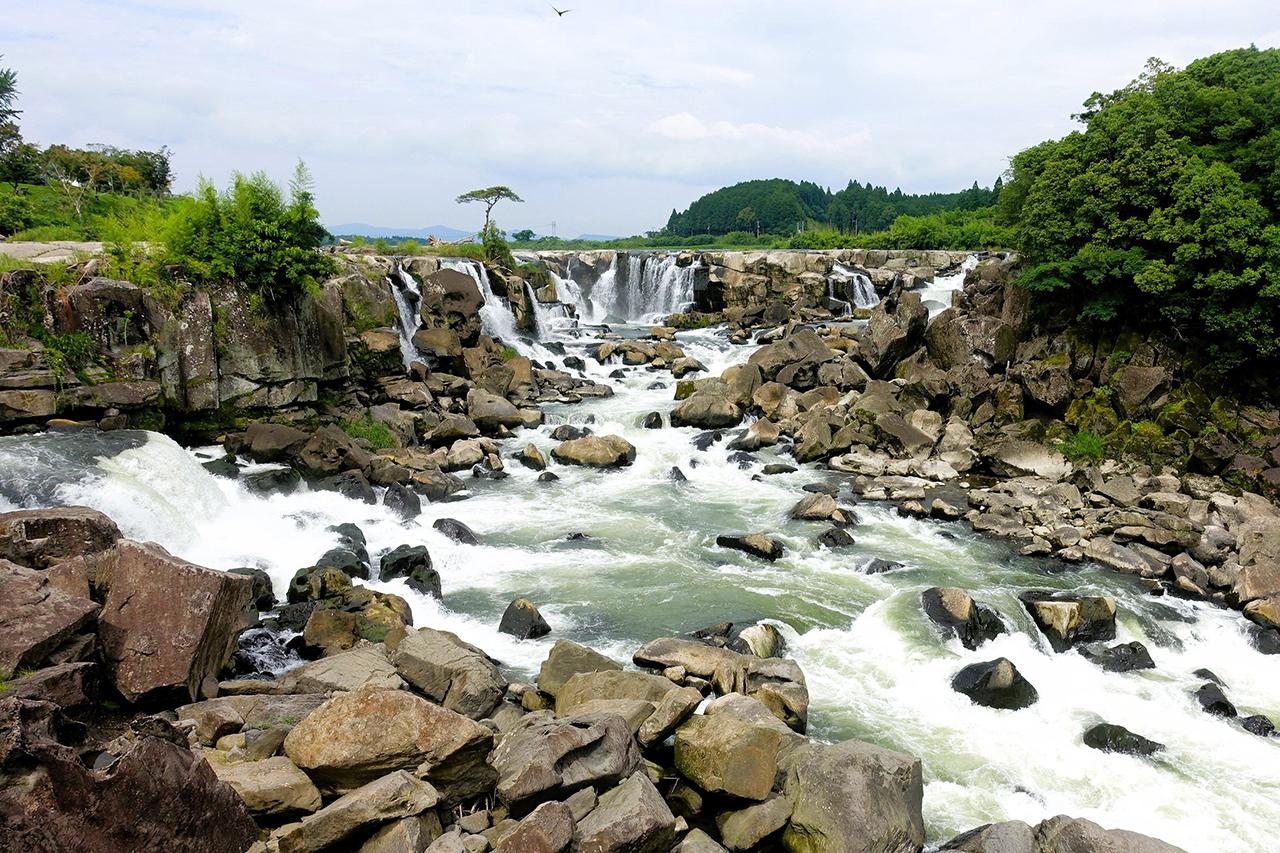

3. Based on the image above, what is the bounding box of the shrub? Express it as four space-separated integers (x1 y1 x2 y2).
164 162 336 298
340 416 398 450
1057 429 1105 464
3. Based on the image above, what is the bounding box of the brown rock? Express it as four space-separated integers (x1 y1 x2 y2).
537 640 623 697
673 714 780 801
0 560 100 677
0 506 121 568
495 800 575 853
274 770 439 853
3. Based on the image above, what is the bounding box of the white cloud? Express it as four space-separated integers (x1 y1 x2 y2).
4 0 1277 236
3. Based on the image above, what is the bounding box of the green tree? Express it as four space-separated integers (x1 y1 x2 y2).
455 185 523 233
1000 46 1280 368
0 55 18 123
510 228 536 242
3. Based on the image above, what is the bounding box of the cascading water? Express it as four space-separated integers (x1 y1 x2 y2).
916 253 980 317
441 258 520 343
573 252 697 324
829 263 880 316
524 281 566 340
581 254 620 324
389 263 422 371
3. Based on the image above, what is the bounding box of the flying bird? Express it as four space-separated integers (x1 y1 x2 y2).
551 5 571 15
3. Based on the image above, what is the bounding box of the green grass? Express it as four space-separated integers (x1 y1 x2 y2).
1056 429 1105 464
1 182 182 242
340 416 398 450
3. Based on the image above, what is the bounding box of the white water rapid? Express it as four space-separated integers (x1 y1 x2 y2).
916 254 981 317
2 324 1277 853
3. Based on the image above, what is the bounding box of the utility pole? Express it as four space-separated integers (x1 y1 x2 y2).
551 220 557 238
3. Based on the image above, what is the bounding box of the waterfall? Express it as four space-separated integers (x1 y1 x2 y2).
524 281 565 340
389 264 422 371
441 258 520 343
830 263 879 314
584 254 621 324
915 254 980 318
573 253 697 324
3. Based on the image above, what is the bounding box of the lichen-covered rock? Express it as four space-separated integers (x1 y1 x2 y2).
674 714 780 801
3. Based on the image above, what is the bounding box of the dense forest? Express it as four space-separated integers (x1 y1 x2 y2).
663 177 1000 237
1000 47 1280 367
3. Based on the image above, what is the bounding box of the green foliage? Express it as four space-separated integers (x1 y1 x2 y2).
666 177 1000 237
482 222 517 269
510 228 535 242
775 207 1012 251
0 186 32 233
1056 429 1105 463
0 55 18 123
340 415 398 450
164 162 337 297
1000 47 1280 369
499 345 518 362
456 185 523 232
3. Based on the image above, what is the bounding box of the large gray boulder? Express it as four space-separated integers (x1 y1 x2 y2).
573 772 676 853
206 754 322 818
781 739 924 853
489 711 641 812
273 771 439 853
861 292 928 378
391 627 508 719
537 640 623 697
1019 591 1117 652
283 686 494 801
555 669 676 716
672 392 744 429
468 387 524 432
925 309 1016 370
674 714 780 801
551 435 636 468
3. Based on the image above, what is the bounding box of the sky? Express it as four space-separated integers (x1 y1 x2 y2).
6 1 1278 237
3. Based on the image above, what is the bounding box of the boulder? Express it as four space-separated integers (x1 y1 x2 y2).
384 483 422 519
434 518 480 545
1032 815 1187 853
0 560 100 677
273 771 439 853
789 493 854 525
716 533 785 562
242 423 311 463
817 527 855 549
380 544 441 598
716 794 792 851
178 693 330 746
925 310 1016 370
359 814 444 853
572 772 676 853
1194 682 1237 717
537 640 623 697
519 443 548 471
1020 591 1117 652
555 670 676 716
728 419 781 451
469 387 524 433
1082 723 1164 756
950 658 1038 710
673 714 780 801
671 392 743 430
0 506 121 568
0 697 258 853
1111 365 1170 418
1077 641 1155 673
97 541 253 703
939 820 1036 852
987 441 1071 481
280 642 407 694
391 627 508 719
860 292 927 378
781 738 925 853
674 829 729 852
208 754 322 817
495 800 575 853
298 425 373 477
637 685 703 748
0 662 97 710
283 686 494 798
921 588 1005 651
489 711 641 811
551 435 636 468
499 597 552 639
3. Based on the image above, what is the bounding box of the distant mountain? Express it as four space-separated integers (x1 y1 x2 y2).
576 233 622 242
328 223 473 241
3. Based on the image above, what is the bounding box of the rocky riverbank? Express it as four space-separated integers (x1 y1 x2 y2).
1 503 1194 852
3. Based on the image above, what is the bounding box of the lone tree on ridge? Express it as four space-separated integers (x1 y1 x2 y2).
456 185 524 234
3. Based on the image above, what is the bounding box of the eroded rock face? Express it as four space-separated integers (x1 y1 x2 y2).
781 738 925 853
97 541 253 704
390 627 508 719
0 560 100 677
0 506 121 569
489 711 641 812
283 686 494 800
1020 591 1117 652
573 772 676 853
0 697 258 853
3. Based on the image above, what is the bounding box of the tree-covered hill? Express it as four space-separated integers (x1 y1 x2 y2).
1000 47 1280 368
664 176 999 237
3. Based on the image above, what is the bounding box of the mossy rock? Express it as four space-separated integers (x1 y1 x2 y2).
1065 389 1119 436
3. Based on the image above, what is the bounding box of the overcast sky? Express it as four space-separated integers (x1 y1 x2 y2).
7 1 1278 236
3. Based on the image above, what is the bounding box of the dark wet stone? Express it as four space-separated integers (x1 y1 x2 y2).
316 547 369 580
1248 625 1280 655
642 412 663 429
563 356 586 371
228 567 276 612
499 597 552 639
727 451 756 469
538 471 560 483
1083 723 1164 756
863 558 905 574
951 658 1038 710
1077 641 1155 673
380 544 440 598
315 470 376 504
203 457 240 478
692 431 724 451
434 518 479 545
328 522 367 546
802 482 838 496
646 382 668 391
715 533 785 562
383 483 421 519
1195 682 1237 717
1241 715 1276 737
609 369 627 379
551 425 591 441
762 464 797 476
243 467 301 496
921 588 1005 651
1192 668 1224 685
471 465 508 480
816 527 855 549
669 466 688 483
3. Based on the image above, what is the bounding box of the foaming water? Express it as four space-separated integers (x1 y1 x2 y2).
2 325 1277 852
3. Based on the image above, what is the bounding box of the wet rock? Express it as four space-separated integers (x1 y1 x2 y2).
0 506 122 568
921 588 1005 651
641 411 663 429
468 387 524 432
96 541 253 704
499 597 552 639
551 435 636 468
392 627 508 719
781 738 925 853
1083 723 1165 756
244 466 303 496
538 471 560 483
1194 682 1237 717
384 482 422 519
207 754 322 817
550 424 591 441
316 469 377 504
537 640 623 697
728 419 781 452
672 392 743 430
519 443 548 471
674 713 780 800
1019 591 1117 652
0 560 100 677
284 685 494 800
715 533 785 562
789 492 855 525
1031 815 1186 853
556 670 676 716
1241 714 1276 737
939 820 1036 852
763 463 797 475
490 711 641 811
380 544 441 598
229 566 276 612
816 527 855 549
434 517 480 545
573 772 676 853
494 799 575 852
1077 641 1155 673
318 546 370 579
669 466 688 483
951 658 1038 710
863 557 905 574
0 697 258 853
272 770 439 853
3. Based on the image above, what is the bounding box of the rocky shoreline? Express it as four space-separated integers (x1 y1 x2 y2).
2 244 1278 851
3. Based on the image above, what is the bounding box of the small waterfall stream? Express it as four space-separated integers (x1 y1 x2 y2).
388 264 422 371
441 258 520 343
830 263 880 315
